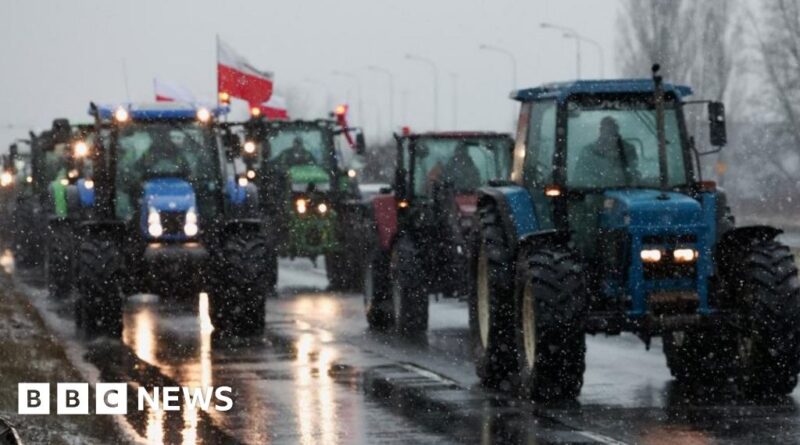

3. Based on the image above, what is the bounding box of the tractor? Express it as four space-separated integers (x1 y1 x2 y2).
472 66 800 401
361 131 514 334
70 102 270 337
241 116 366 290
9 119 90 272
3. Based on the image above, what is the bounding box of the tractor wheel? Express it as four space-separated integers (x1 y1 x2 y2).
726 239 800 396
211 230 269 336
516 247 587 402
363 245 392 331
326 250 362 291
662 327 736 386
469 201 518 389
45 221 73 300
390 237 428 336
76 235 123 337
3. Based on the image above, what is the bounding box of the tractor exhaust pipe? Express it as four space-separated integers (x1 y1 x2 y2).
652 64 669 197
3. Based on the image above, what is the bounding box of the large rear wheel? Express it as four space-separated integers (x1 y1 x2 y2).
390 237 428 336
469 201 517 389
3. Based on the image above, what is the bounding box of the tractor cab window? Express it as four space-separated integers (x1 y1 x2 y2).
115 122 218 220
264 127 332 170
412 137 511 197
565 95 688 189
523 100 557 188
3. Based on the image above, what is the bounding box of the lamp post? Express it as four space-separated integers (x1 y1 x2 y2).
405 53 439 130
367 65 395 133
479 43 519 129
540 22 605 78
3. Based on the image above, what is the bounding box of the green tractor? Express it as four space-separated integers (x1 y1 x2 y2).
242 117 366 289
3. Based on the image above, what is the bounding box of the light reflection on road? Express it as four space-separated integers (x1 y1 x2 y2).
294 331 339 445
122 292 218 445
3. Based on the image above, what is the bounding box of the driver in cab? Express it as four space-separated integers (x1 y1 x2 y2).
276 136 316 168
574 116 639 187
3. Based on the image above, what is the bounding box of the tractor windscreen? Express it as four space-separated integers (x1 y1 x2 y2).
412 137 512 197
565 95 688 189
265 127 332 170
114 122 219 220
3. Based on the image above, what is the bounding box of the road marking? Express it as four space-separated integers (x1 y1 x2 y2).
577 430 629 445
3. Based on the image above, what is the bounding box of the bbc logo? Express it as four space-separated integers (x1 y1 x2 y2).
18 383 127 415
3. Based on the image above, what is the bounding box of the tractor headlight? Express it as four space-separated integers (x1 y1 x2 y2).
196 107 211 123
73 140 89 158
114 107 129 123
296 198 308 214
0 171 12 187
640 248 663 263
148 208 163 238
673 248 698 263
317 203 328 214
184 207 199 237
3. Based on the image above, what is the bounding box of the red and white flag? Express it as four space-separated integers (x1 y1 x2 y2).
217 38 273 105
254 95 289 120
153 78 196 103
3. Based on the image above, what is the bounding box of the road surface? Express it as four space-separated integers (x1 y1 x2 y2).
12 252 800 444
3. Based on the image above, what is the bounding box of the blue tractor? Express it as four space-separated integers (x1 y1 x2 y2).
71 102 270 337
472 66 800 401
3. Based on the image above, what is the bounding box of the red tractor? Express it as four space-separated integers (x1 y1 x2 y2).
361 132 513 335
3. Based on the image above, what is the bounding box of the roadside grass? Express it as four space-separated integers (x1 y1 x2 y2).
0 272 124 445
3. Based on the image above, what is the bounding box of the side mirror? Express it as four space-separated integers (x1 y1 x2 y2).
222 132 241 161
51 118 72 144
355 132 366 156
8 144 17 161
393 168 408 200
708 102 727 147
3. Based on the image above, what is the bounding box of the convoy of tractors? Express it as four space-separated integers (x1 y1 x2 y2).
2 64 799 402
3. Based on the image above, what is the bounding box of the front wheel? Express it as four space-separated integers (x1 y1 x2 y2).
364 246 392 331
45 221 74 300
726 239 800 396
211 230 270 337
516 248 587 402
76 234 123 337
390 238 428 336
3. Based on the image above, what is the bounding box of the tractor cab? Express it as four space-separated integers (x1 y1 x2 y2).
511 79 723 319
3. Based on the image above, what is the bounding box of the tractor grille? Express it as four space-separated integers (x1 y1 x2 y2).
161 211 185 235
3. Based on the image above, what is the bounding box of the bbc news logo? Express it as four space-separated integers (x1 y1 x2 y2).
18 383 233 415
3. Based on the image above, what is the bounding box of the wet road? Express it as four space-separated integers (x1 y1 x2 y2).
14 251 800 444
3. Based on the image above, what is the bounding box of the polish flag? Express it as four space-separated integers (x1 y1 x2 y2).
153 78 196 103
254 95 289 120
217 38 273 105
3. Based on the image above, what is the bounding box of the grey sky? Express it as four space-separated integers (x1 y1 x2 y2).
1 0 619 143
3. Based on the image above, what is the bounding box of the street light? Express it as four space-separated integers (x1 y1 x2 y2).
367 65 395 133
540 22 605 79
332 70 363 126
405 53 439 130
479 43 518 129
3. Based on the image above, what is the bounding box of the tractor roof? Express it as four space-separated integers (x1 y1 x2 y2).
91 102 228 121
404 131 511 139
511 79 693 102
